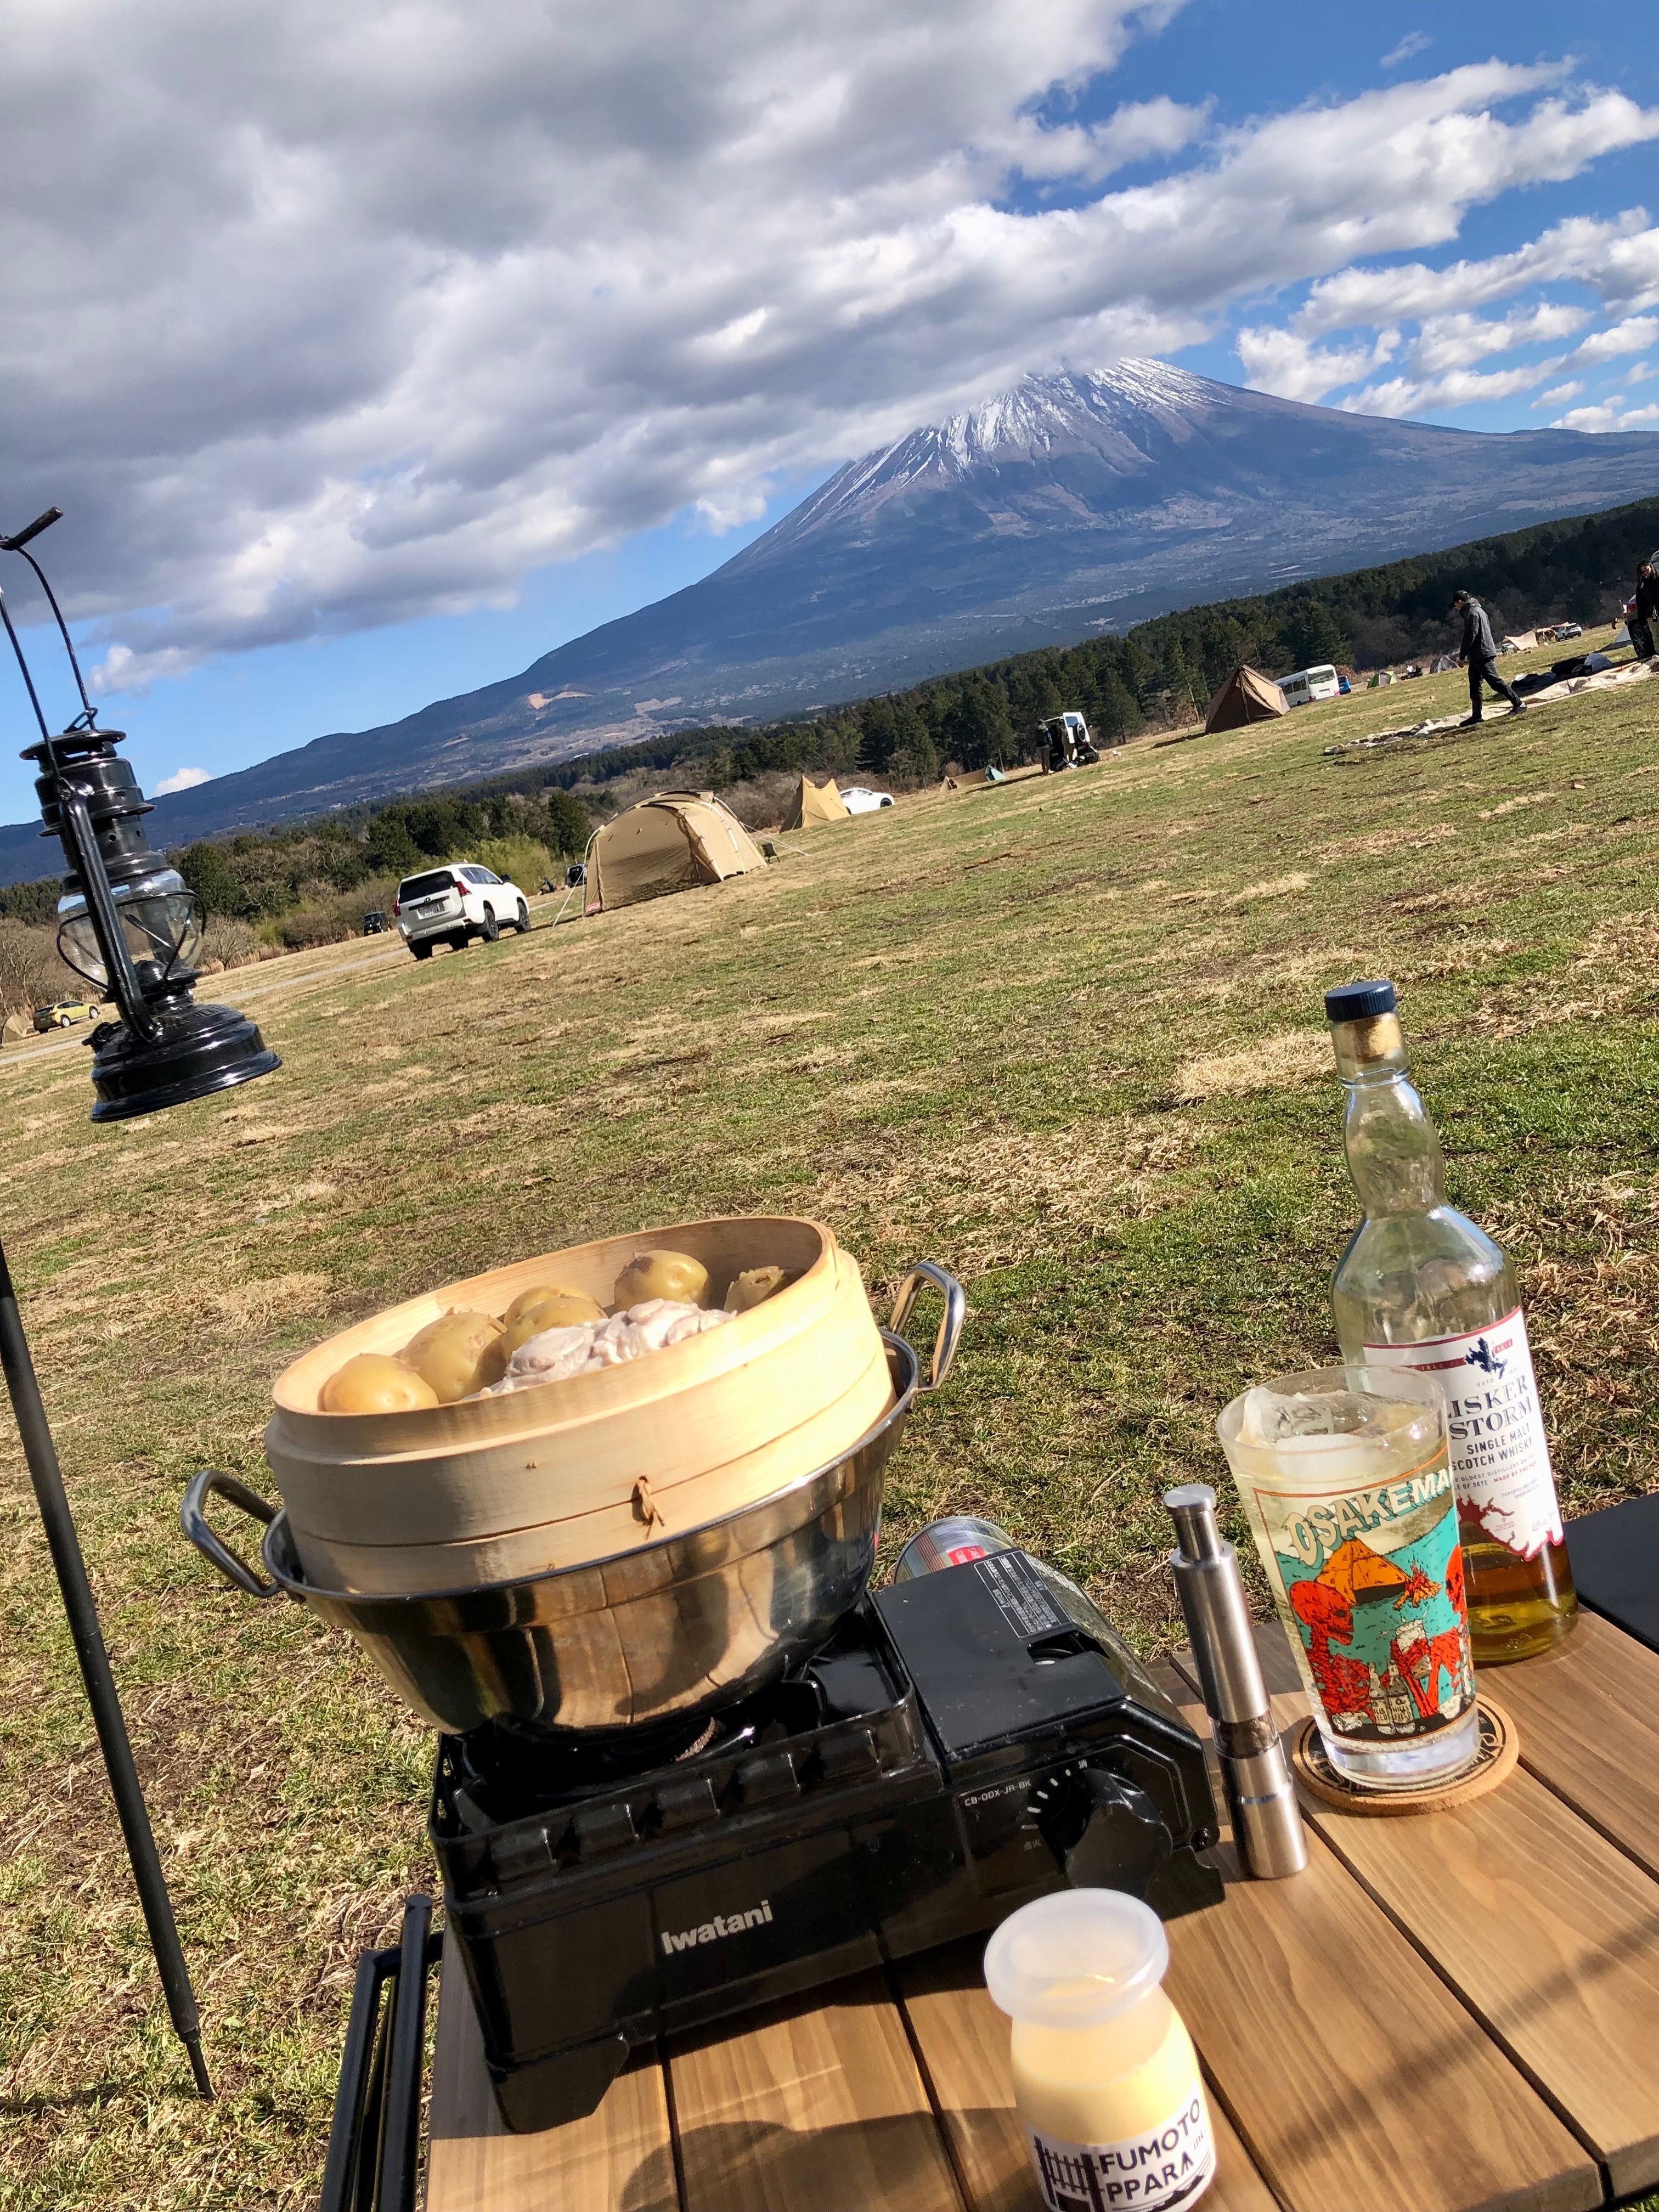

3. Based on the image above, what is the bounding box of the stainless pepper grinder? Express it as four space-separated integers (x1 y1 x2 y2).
1164 1483 1307 1881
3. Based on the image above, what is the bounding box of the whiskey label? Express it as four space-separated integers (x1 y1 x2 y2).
1245 1447 1475 1745
1027 2089 1216 2210
1363 1310 1563 1559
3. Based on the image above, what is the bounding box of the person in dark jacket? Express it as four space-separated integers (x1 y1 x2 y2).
1632 562 1659 662
1451 589 1526 723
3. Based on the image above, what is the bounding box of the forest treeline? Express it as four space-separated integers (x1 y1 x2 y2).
0 787 592 946
483 492 1659 794
1 490 1651 949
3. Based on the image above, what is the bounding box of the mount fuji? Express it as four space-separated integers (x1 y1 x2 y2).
10 361 1659 864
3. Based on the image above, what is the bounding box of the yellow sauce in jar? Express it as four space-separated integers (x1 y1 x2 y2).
986 1892 1215 2212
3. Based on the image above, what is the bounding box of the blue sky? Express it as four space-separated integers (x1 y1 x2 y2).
1 0 1654 823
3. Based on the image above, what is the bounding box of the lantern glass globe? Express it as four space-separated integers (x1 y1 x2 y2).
57 867 202 991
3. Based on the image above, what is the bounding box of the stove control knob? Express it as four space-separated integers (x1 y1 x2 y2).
736 1750 800 1807
571 1802 636 1859
653 1775 720 1832
1034 1763 1173 1896
815 1727 879 1786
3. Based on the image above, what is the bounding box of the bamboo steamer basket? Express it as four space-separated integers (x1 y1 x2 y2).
266 1217 894 1595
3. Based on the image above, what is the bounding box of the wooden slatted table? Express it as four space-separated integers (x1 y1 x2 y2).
426 1611 1659 2212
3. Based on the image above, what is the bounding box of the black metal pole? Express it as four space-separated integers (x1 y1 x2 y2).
379 1895 435 2212
0 1234 211 2096
318 1944 398 2212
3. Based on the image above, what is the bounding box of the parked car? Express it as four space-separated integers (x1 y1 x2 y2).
1279 663 1341 707
1556 622 1583 640
393 865 532 958
839 787 894 814
32 999 101 1032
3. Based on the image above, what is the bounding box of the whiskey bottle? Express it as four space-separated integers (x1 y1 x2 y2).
1324 979 1577 1663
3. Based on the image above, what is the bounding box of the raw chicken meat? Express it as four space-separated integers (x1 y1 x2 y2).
489 1299 733 1393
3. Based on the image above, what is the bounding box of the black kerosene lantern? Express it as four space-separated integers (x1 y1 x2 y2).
30 723 278 1116
0 506 281 2095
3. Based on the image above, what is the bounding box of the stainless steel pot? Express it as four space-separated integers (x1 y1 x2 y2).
182 1263 963 1736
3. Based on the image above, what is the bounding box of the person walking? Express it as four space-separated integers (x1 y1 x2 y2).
1632 560 1659 663
1452 588 1526 724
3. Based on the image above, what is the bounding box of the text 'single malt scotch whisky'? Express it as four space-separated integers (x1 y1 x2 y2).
1324 980 1577 1664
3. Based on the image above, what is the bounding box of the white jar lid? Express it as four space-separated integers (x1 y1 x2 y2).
984 1891 1169 2029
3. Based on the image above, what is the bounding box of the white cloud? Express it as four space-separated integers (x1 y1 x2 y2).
1551 400 1659 430
1340 358 1569 417
1003 95 1212 184
1627 360 1657 383
1382 32 1431 69
153 766 212 794
1239 298 1616 415
1408 302 1589 374
1572 315 1659 360
1237 326 1398 404
91 643 201 696
1295 211 1659 334
0 17 1654 687
1533 380 1585 405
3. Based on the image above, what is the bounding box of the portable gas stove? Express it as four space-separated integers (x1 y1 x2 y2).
432 1547 1222 2131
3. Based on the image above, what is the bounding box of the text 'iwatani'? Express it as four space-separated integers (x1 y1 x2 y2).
661 1901 774 1955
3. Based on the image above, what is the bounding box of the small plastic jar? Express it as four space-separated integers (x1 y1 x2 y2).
984 1891 1215 2212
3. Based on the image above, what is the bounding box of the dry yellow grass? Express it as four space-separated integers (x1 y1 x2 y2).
0 628 1655 2205
1171 1026 1331 1101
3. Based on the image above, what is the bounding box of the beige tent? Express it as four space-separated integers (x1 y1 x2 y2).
1204 664 1288 734
782 775 850 830
589 793 768 911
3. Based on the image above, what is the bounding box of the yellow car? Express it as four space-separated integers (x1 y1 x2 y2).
32 1000 103 1033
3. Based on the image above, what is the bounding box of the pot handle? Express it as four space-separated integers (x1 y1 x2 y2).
889 1262 965 1392
180 1469 282 1599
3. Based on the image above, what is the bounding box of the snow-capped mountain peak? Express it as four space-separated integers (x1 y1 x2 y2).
761 361 1231 545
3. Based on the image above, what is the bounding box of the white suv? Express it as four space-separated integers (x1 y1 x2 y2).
394 865 532 958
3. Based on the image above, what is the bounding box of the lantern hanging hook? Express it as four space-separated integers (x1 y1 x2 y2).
0 507 97 730
0 588 51 744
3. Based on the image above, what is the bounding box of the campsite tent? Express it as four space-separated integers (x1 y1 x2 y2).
589 793 768 911
1204 665 1288 734
783 775 850 830
941 763 1043 791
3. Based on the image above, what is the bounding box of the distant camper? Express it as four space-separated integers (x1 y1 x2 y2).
1278 664 1341 708
1039 712 1101 771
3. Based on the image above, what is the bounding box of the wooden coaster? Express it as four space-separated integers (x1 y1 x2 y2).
1289 1697 1517 1816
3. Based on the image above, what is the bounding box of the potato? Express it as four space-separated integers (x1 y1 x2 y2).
727 1265 791 1313
501 1291 606 1358
503 1282 604 1330
321 1354 439 1414
612 1249 709 1311
402 1310 507 1402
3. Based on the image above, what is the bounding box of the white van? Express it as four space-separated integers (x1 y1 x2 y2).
1278 664 1341 708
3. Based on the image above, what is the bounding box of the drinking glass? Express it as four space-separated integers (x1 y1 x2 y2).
1217 1365 1479 1790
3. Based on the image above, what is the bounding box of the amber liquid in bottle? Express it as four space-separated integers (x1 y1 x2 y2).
1326 989 1577 1664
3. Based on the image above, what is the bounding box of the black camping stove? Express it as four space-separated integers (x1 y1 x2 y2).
432 1549 1222 2132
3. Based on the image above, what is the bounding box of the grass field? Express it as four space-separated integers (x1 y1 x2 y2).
2 631 1657 2208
